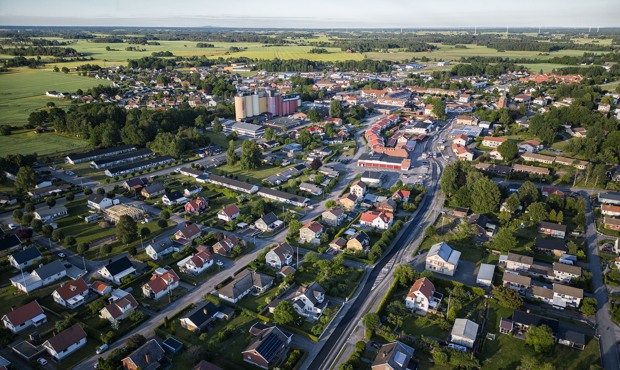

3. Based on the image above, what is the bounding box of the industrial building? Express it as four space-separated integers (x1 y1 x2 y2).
234 92 301 122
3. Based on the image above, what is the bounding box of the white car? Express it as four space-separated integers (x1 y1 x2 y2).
216 260 224 267
37 358 48 366
57 252 66 258
7 223 16 230
96 344 108 354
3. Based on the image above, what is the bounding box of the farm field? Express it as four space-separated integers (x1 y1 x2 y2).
0 67 110 125
0 129 89 157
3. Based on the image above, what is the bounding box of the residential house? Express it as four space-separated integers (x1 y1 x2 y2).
52 278 89 309
99 290 139 323
87 195 115 211
371 341 415 370
350 180 367 198
217 270 274 304
599 192 620 206
162 191 189 206
242 326 292 369
174 223 202 243
141 183 165 199
266 243 294 270
519 140 543 153
180 302 232 332
2 300 47 333
256 187 310 208
452 134 470 147
482 136 508 148
453 207 469 218
361 171 384 187
521 152 555 165
299 221 324 245
177 250 214 275
183 198 208 215
538 221 567 239
339 193 358 211
360 210 394 230
33 204 68 223
375 199 397 213
604 217 620 231
329 237 347 251
217 204 241 222
504 252 533 271
405 277 436 315
291 282 327 321
65 144 136 165
392 189 411 203
425 242 461 276
476 264 495 287
204 174 259 194
450 319 479 349
212 235 240 256
509 310 559 337
180 167 203 178
347 231 370 252
534 238 568 256
552 263 582 283
10 260 66 293
489 148 503 161
299 182 323 196
502 272 531 294
602 204 620 217
553 283 583 308
91 281 112 296
98 257 136 284
123 177 149 192
8 247 42 269
452 144 474 161
121 339 165 370
184 186 202 197
542 186 565 198
42 324 87 361
142 268 180 300
531 285 554 305
145 239 181 261
255 212 281 232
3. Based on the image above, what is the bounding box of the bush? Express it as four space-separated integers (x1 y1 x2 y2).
157 219 168 228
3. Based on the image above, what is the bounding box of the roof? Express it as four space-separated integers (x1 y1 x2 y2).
539 221 567 233
452 319 479 341
55 278 89 301
219 204 241 217
177 223 201 239
407 277 435 300
296 282 325 305
535 238 568 252
243 326 290 363
67 144 135 161
500 318 514 332
532 285 554 299
428 242 460 265
124 339 165 370
477 264 495 281
2 300 44 326
372 341 415 370
45 324 86 352
553 283 583 299
193 360 224 370
143 183 165 194
512 310 559 334
553 262 582 276
559 329 585 346
507 252 533 266
361 171 384 180
87 194 109 204
145 269 180 294
10 247 42 264
207 174 257 192
599 192 620 202
502 271 531 286
92 281 111 294
218 270 274 300
103 257 134 276
351 231 370 245
183 302 220 328
270 243 294 261
35 261 65 280
483 136 508 143
302 221 324 233
258 212 279 225
103 293 138 319
257 187 309 204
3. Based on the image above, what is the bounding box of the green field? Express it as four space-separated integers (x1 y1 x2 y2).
0 129 89 157
0 67 110 125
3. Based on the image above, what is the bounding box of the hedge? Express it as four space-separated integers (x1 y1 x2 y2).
376 278 399 316
282 324 319 342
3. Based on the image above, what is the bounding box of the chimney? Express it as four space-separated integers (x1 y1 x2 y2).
203 308 208 315
383 351 387 358
145 354 149 364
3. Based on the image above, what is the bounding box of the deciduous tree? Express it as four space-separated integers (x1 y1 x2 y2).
525 325 555 353
116 215 138 244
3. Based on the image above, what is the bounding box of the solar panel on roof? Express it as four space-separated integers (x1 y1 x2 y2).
256 333 284 361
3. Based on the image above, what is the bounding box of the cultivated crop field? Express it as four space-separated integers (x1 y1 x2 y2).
0 67 109 125
0 129 89 157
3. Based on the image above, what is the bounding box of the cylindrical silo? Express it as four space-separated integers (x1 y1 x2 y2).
244 95 253 118
252 94 259 117
259 96 267 114
234 95 245 121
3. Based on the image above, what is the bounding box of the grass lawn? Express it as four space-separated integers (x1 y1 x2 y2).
139 286 189 312
214 163 296 184
56 337 101 370
0 130 89 157
294 265 364 300
237 286 280 313
56 199 117 246
0 67 110 125
401 313 451 339
0 284 61 318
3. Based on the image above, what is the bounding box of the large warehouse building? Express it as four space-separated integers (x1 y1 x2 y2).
357 153 411 171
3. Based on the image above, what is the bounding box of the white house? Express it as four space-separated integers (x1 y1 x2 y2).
10 261 66 293
553 284 583 309
8 247 42 269
52 278 89 309
145 240 181 260
98 257 136 284
405 277 437 315
350 180 367 198
217 204 241 222
359 210 394 230
291 282 327 321
33 204 68 223
504 252 533 272
476 264 495 287
425 242 461 276
177 251 214 275
142 268 180 300
552 263 582 283
2 300 47 333
43 324 87 361
265 243 294 269
99 290 139 323
450 319 479 349
86 195 115 211
217 270 274 304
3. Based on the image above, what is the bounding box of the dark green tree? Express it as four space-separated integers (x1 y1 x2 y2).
330 100 343 118
116 215 138 244
525 325 555 353
497 141 518 161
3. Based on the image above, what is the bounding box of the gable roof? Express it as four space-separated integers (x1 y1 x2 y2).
428 242 460 265
243 326 290 363
407 277 435 301
10 247 42 264
502 271 531 286
507 252 533 265
270 243 294 261
302 221 323 233
2 300 45 326
553 283 583 299
34 261 65 280
219 204 241 217
44 324 86 353
553 262 582 276
183 302 220 328
535 238 567 252
452 319 479 341
539 221 567 233
55 278 88 301
177 223 201 239
372 341 415 370
0 235 22 252
512 310 559 334
218 270 274 300
146 269 180 294
102 293 138 319
258 212 278 225
124 339 165 370
104 257 134 276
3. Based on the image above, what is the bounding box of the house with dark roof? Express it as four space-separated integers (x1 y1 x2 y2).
322 207 346 227
255 212 281 232
0 234 21 255
217 270 274 304
99 290 139 323
42 324 87 361
291 282 327 321
65 145 136 165
179 302 233 332
98 257 136 284
8 247 41 269
299 221 324 245
538 221 567 239
145 239 181 261
2 300 47 333
123 177 149 192
534 238 568 257
87 195 115 211
346 231 370 252
504 252 533 271
174 223 202 243
162 191 189 206
10 260 66 293
599 192 620 206
426 242 461 276
203 174 259 194
141 183 165 199
506 310 559 338
371 341 415 370
242 326 292 369
265 243 294 269
52 278 89 309
121 339 165 370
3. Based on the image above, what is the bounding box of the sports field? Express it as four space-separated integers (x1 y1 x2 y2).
0 67 110 125
0 129 89 157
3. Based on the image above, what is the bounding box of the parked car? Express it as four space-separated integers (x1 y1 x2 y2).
57 252 66 258
37 358 48 366
96 344 109 354
7 223 16 230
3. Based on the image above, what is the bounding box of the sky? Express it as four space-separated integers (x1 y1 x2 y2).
0 0 618 28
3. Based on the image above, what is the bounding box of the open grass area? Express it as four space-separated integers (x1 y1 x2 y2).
0 67 110 125
0 129 89 157
214 163 296 184
237 286 280 313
